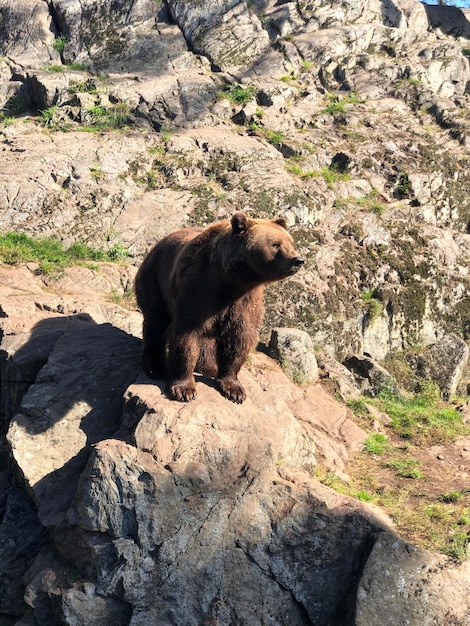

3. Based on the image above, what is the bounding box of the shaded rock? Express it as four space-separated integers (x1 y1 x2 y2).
60 584 131 626
7 320 140 526
0 482 46 618
269 327 319 384
413 334 469 400
67 439 387 626
424 4 470 39
343 354 400 397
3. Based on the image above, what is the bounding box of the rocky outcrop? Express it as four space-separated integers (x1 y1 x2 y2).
1 0 470 366
1 1 470 621
269 327 319 384
1 264 470 624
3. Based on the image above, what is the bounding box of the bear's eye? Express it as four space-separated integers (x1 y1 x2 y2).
272 242 281 251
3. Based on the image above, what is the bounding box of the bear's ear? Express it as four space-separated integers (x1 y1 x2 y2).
231 212 250 235
273 217 288 230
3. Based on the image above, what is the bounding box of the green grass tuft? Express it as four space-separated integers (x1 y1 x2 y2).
0 232 128 274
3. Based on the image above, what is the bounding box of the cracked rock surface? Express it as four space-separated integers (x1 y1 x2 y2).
0 265 469 624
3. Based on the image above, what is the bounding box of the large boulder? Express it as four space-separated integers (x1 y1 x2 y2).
413 334 469 400
0 270 468 624
269 327 319 384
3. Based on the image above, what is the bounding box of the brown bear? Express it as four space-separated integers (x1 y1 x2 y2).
134 211 304 403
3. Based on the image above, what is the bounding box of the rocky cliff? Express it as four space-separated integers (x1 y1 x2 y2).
1 0 470 624
2 0 470 363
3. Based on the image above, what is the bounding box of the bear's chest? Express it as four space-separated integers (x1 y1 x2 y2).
203 289 264 334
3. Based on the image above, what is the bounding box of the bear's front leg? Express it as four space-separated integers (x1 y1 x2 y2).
216 337 255 404
167 330 199 402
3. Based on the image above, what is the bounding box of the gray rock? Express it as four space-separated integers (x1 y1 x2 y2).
60 584 131 626
415 334 469 400
269 327 319 384
343 354 400 397
0 0 59 68
356 531 470 626
7 320 141 526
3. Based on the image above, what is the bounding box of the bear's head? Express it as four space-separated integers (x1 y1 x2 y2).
230 212 304 283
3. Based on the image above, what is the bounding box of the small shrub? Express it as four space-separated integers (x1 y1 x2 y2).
370 203 385 216
90 165 104 179
395 172 412 199
53 35 68 53
361 288 383 321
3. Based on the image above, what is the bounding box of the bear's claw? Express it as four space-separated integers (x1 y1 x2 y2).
169 379 197 402
218 378 246 404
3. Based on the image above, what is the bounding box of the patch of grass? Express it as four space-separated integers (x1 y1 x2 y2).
321 92 365 115
385 458 424 479
84 103 131 130
222 84 257 105
355 489 375 502
360 288 383 321
343 384 470 560
263 129 284 145
43 64 65 72
90 165 104 180
347 398 372 420
0 115 15 126
364 433 388 455
68 79 98 95
41 62 89 72
319 165 350 185
370 203 385 216
248 122 285 146
68 62 89 71
0 232 129 274
286 162 316 179
40 106 58 128
373 386 468 446
438 491 464 504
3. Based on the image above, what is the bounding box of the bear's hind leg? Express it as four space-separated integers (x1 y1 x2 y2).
142 317 167 379
196 338 219 378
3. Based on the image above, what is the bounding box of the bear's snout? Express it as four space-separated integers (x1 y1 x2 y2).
289 256 305 272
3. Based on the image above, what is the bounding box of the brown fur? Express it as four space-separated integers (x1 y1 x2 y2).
134 212 304 403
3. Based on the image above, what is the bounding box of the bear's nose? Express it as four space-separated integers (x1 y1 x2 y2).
292 257 305 267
